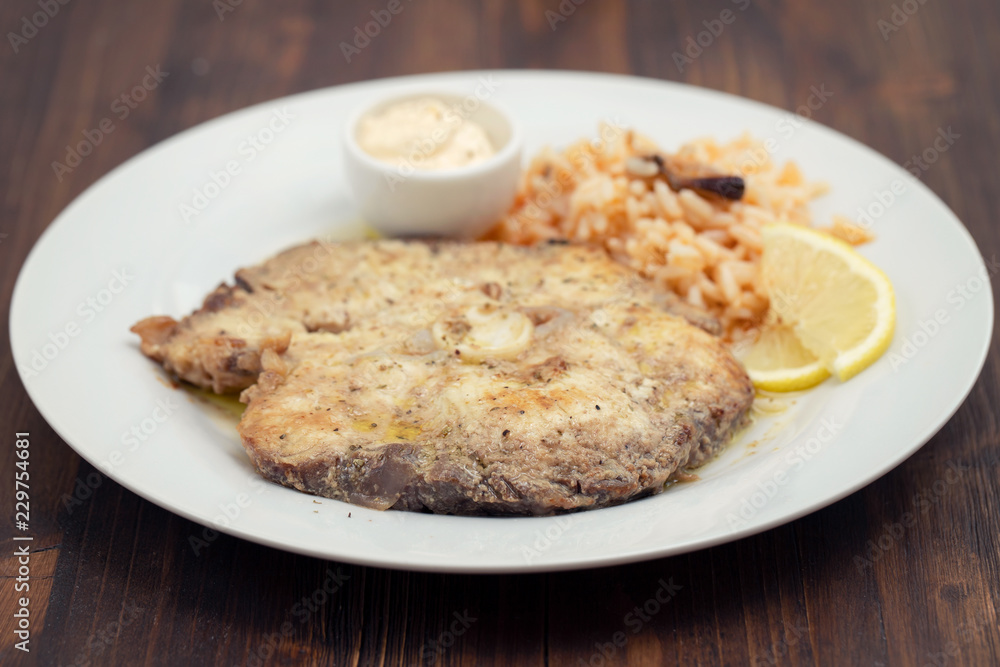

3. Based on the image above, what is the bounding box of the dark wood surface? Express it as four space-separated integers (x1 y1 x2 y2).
2 0 998 664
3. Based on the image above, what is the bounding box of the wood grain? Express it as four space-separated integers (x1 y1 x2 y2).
1 0 998 665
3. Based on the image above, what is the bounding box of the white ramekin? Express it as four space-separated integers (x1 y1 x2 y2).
343 91 522 238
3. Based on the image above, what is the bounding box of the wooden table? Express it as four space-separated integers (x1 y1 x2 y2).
2 1 998 664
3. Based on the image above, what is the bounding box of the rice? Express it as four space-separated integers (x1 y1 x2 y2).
483 125 831 340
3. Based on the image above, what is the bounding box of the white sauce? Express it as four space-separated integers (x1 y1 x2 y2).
358 98 495 170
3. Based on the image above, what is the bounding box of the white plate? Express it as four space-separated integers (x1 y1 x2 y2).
11 71 993 573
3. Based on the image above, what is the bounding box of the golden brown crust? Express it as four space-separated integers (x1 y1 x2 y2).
132 240 753 515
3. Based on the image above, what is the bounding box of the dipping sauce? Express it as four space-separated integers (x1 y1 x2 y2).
357 97 496 170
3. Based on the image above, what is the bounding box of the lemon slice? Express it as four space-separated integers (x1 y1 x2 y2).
751 223 895 384
739 324 831 391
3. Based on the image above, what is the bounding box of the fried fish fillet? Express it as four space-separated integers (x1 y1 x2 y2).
132 241 753 515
